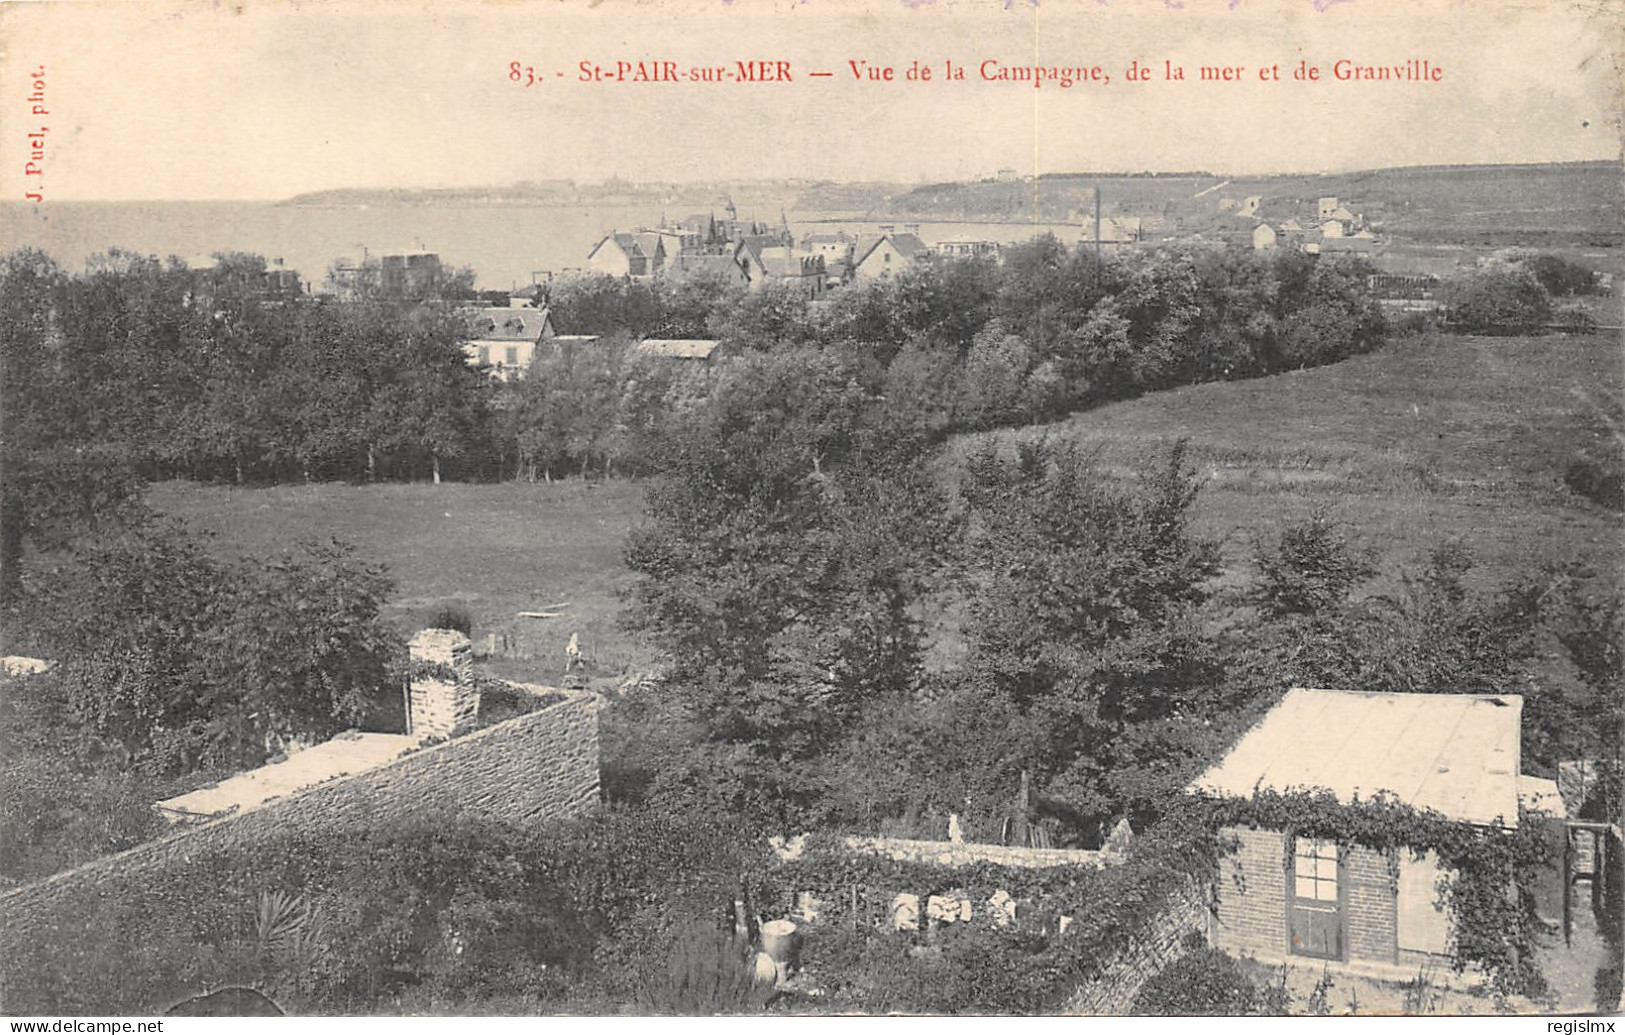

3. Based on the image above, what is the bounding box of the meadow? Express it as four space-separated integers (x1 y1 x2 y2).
148 478 651 683
152 330 1623 680
955 331 1623 597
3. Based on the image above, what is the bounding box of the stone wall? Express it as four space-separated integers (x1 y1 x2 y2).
1065 876 1213 1015
0 692 600 950
843 836 1113 869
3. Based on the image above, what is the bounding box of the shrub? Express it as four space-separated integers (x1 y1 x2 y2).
425 603 474 637
1565 452 1625 511
1527 254 1597 298
1446 267 1552 333
633 922 772 1015
1130 948 1272 1015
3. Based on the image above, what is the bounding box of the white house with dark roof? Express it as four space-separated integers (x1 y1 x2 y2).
463 303 556 380
586 232 666 278
851 232 931 281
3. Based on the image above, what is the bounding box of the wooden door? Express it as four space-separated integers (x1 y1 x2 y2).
1289 836 1345 960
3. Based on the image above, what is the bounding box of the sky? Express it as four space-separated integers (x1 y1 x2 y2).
1 0 1621 200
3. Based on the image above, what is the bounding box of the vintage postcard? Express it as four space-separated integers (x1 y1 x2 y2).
0 0 1621 1023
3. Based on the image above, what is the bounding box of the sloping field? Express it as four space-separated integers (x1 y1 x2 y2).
152 331 1622 681
148 479 651 682
949 332 1624 596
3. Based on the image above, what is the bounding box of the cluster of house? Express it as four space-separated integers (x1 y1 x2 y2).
327 248 448 300
584 200 948 298
1248 196 1377 256
176 255 309 303
179 248 461 305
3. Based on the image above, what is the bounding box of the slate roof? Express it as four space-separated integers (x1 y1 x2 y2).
1189 688 1525 827
853 232 931 268
467 306 554 342
675 254 745 278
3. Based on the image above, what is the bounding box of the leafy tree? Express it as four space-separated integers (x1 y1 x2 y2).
953 323 1038 429
0 250 148 608
707 281 817 352
1446 266 1553 333
959 438 1223 825
17 519 402 774
623 352 951 822
368 304 493 483
1526 253 1597 298
1252 508 1376 620
549 273 668 337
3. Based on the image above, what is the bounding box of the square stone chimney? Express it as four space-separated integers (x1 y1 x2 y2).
407 628 479 738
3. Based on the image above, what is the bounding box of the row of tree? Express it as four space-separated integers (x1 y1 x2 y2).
0 238 1389 496
505 242 1387 479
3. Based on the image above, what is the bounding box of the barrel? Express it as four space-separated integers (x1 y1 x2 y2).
759 918 799 972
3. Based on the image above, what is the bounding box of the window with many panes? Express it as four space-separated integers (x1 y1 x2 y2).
1293 837 1339 901
505 345 519 366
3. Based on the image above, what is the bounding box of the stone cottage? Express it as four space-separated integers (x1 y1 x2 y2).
1188 687 1565 975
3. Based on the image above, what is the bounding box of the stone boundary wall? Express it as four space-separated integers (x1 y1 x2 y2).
0 691 600 936
843 836 1113 869
1065 876 1213 1015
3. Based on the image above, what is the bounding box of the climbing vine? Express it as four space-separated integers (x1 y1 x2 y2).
1183 788 1555 999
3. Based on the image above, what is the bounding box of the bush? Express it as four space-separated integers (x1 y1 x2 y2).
633 922 772 1015
1446 267 1552 333
1527 254 1597 298
425 603 474 637
18 523 402 775
0 806 782 1015
1131 948 1276 1015
1566 452 1625 511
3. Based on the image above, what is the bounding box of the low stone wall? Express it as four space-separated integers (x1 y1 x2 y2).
1065 876 1213 1015
843 836 1113 869
0 691 600 949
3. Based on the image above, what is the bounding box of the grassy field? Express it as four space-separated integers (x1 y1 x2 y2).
152 331 1622 683
148 479 653 683
949 332 1623 600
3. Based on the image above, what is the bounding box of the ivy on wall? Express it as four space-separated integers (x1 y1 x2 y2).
1185 788 1554 999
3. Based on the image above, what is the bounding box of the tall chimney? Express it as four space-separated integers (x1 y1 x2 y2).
407 629 479 738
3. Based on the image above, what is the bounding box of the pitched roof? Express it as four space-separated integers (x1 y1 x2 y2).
674 254 743 278
889 233 931 260
467 306 554 342
1189 688 1524 827
854 232 931 267
851 234 888 266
